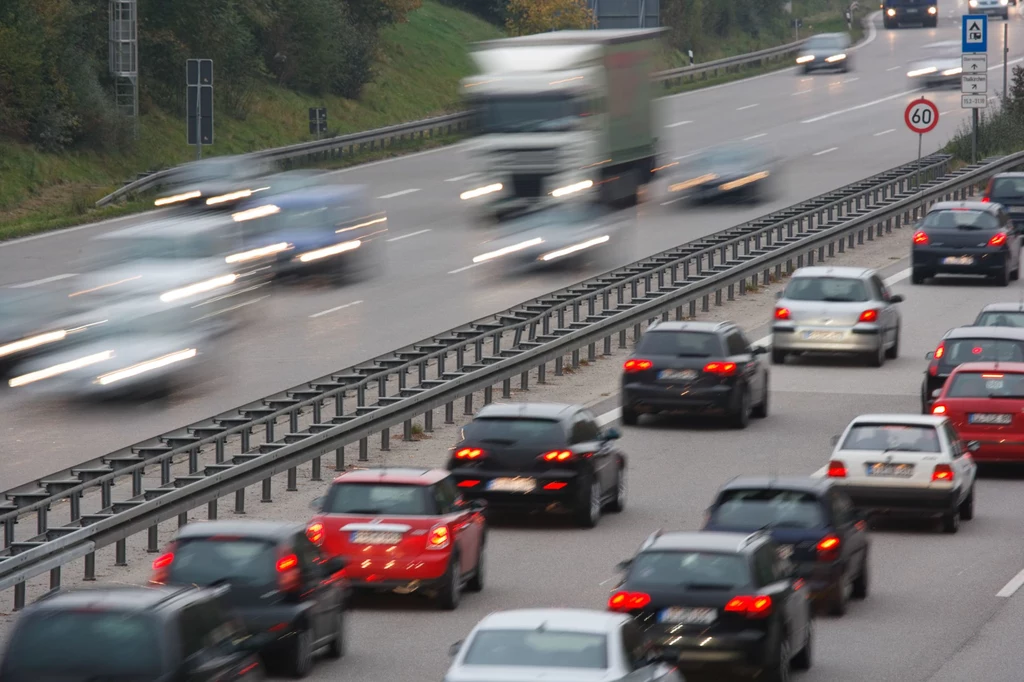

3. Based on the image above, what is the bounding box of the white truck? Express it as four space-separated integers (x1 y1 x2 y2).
459 28 665 222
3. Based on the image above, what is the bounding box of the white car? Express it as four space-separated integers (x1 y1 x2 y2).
822 414 978 533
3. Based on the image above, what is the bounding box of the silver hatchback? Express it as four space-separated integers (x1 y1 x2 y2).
771 266 903 367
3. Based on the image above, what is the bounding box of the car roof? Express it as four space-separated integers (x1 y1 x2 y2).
647 530 761 554
791 266 872 279
978 302 1024 313
474 402 578 420
719 476 832 495
993 172 1024 179
945 326 1024 340
928 200 999 214
645 320 731 333
952 361 1024 373
26 585 197 613
474 608 627 633
98 214 236 240
332 466 449 486
847 414 948 427
175 519 302 541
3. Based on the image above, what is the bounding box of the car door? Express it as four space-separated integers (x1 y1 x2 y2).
997 209 1022 268
434 478 479 576
754 544 806 654
732 329 765 399
292 533 332 643
572 410 615 493
829 489 866 577
942 421 977 500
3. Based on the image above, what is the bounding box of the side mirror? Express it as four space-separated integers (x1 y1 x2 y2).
615 558 633 572
889 294 904 304
602 427 622 440
751 345 768 356
449 640 464 657
931 389 942 399
925 351 934 360
309 496 324 512
967 440 981 453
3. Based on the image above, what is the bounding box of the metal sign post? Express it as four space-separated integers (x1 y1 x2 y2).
905 98 939 215
1004 22 1009 102
186 59 214 159
962 14 988 164
309 107 327 139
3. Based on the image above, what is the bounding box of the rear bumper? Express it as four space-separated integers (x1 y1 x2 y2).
644 629 772 671
331 550 451 587
623 382 737 414
834 483 958 514
449 469 580 511
973 6 1010 15
772 325 881 353
912 247 1009 275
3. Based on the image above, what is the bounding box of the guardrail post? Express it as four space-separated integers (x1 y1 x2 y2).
161 458 171 485
3 519 13 548
502 378 512 399
312 454 323 481
148 525 159 552
571 349 580 369
520 371 529 391
84 552 96 580
484 386 493 405
101 481 112 510
464 393 474 415
424 409 434 433
50 566 60 590
261 477 272 503
189 447 198 474
538 361 547 384
445 401 455 424
235 488 246 514
178 512 187 527
359 437 369 461
37 506 47 536
13 582 25 611
115 539 127 566
554 355 563 376
241 428 250 453
215 437 225 463
381 427 390 451
266 419 275 444
287 464 298 492
70 492 81 523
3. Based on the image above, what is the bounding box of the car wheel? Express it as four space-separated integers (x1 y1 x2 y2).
885 328 900 359
791 619 813 671
576 479 602 528
867 341 885 368
827 572 849 616
852 549 869 600
607 466 627 513
285 627 314 679
1012 263 1020 281
436 554 463 610
752 375 769 418
771 348 787 365
622 404 638 426
325 611 345 660
1003 12 1010 19
960 485 975 521
996 265 1011 287
911 268 926 285
942 509 960 534
764 636 792 682
466 542 485 592
730 389 751 429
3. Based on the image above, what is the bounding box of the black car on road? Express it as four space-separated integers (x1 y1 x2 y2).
702 476 870 616
983 172 1024 226
882 0 938 28
608 529 812 681
621 320 769 428
911 201 1022 286
446 402 626 528
921 326 1024 412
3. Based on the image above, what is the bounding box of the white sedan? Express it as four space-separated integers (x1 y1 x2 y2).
821 414 978 533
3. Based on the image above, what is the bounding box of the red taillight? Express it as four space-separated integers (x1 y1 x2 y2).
934 342 945 359
858 309 879 323
455 448 485 460
981 196 991 203
608 591 651 612
457 480 480 488
724 595 773 618
816 535 841 562
277 553 301 592
932 464 954 482
544 481 568 490
932 404 946 415
913 230 929 245
541 450 574 462
624 359 653 372
151 551 174 584
989 232 1008 247
306 521 324 546
826 460 847 478
704 361 737 376
775 307 791 320
426 524 450 550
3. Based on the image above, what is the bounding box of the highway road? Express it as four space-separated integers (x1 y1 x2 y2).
4 3 1024 488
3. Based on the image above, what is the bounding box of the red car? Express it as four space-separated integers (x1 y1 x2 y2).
306 467 487 610
932 361 1024 462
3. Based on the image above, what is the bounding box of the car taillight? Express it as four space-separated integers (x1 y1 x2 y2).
826 460 847 478
455 448 485 460
276 552 301 592
988 232 1008 247
457 480 480 488
934 342 945 359
724 595 773 618
704 361 737 376
775 307 790 320
816 534 841 561
306 521 325 546
151 550 175 584
932 404 946 415
624 359 653 372
981 196 991 203
608 591 651 612
541 450 574 462
426 523 450 550
858 309 879 323
932 464 954 482
913 231 929 245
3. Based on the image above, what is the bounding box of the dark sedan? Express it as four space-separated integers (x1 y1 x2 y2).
795 33 852 73
153 156 274 211
911 200 1022 286
667 144 777 205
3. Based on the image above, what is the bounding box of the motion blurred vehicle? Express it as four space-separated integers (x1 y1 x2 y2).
982 172 1024 223
446 403 626 527
666 143 777 204
906 42 963 87
882 0 939 28
154 155 274 211
912 201 1022 285
922 326 1024 411
151 520 347 678
974 302 1024 327
703 476 870 616
795 33 852 73
0 290 77 378
469 204 628 272
608 529 812 680
825 414 977 533
969 0 1010 19
621 320 769 428
931 362 1024 463
307 468 486 610
772 266 903 368
445 608 684 682
0 585 266 682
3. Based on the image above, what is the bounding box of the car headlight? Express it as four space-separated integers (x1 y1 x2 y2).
969 0 978 7
928 5 937 12
886 7 896 15
1001 0 1009 6
796 55 815 64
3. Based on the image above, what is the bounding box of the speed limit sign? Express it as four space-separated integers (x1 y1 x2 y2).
905 99 939 134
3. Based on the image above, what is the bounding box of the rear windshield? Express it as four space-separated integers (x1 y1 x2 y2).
709 489 825 530
629 550 750 589
636 330 722 357
923 209 999 230
990 177 1024 200
783 277 869 302
460 417 565 447
1 610 163 679
323 482 432 515
975 311 1024 328
841 423 941 452
942 338 1024 364
167 537 278 586
463 629 607 669
946 371 1024 398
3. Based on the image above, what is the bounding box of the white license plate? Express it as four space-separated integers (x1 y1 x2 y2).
804 331 844 341
1009 206 1024 214
943 256 975 265
970 413 1013 425
351 531 402 545
659 369 698 381
658 607 718 625
866 463 915 477
488 477 536 493
905 7 918 12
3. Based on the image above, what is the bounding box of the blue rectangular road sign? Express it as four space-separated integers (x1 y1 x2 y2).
962 14 988 53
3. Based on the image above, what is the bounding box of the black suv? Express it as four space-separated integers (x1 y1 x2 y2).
702 476 870 616
621 320 769 428
983 172 1024 225
608 529 812 680
152 520 347 678
910 200 1022 286
922 326 1024 412
0 584 265 682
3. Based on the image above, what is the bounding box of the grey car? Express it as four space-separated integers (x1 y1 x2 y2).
771 266 903 367
795 33 852 73
907 42 963 88
445 608 684 682
968 0 1010 19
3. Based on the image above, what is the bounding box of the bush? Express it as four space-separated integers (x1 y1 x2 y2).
438 0 506 25
506 0 595 36
944 65 1024 161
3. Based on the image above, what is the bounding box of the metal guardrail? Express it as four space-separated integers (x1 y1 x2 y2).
95 39 807 208
6 150 1019 608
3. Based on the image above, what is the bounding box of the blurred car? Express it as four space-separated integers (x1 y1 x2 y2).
447 403 626 528
931 361 1024 463
974 302 1024 327
0 584 266 682
824 414 977 534
608 529 812 679
921 326 1024 412
666 144 777 204
911 200 1022 286
982 172 1024 224
306 467 486 610
0 290 78 378
702 476 870 616
969 0 1010 19
882 0 939 28
795 32 852 73
154 155 274 211
152 520 347 678
445 608 684 682
906 41 963 87
620 320 769 428
772 266 903 367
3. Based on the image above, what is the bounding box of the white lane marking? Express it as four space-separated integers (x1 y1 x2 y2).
386 229 431 243
448 263 481 275
802 88 922 123
309 300 363 319
989 57 1024 73
845 77 860 83
997 568 1024 597
9 273 77 288
940 110 954 116
597 408 622 426
737 104 760 111
661 198 684 206
744 133 768 141
813 147 838 156
859 12 879 49
887 66 901 72
666 120 693 128
792 89 812 96
874 129 896 136
378 188 421 199
445 174 476 183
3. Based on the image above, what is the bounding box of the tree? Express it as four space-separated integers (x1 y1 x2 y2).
505 0 595 36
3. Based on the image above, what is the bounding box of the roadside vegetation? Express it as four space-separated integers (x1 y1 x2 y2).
945 65 1024 162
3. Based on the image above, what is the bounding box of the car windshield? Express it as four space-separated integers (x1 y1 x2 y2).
975 311 1024 327
783 277 869 302
923 209 999 230
709 489 825 530
478 94 583 134
460 417 565 446
946 371 1024 398
805 36 844 50
463 629 607 669
636 331 722 356
1 610 163 679
990 177 1024 201
942 338 1024 364
167 538 278 586
323 482 432 515
628 551 750 589
841 424 941 452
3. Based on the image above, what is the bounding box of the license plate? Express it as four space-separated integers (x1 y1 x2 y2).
659 369 698 381
351 531 402 545
1009 206 1024 214
943 256 974 265
906 7 917 12
488 477 536 493
804 331 844 341
865 462 915 477
969 413 1013 425
658 607 718 625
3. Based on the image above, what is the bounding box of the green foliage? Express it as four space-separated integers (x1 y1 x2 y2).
438 0 507 25
945 66 1024 161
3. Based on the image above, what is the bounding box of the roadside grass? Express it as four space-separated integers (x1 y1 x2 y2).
945 100 1024 163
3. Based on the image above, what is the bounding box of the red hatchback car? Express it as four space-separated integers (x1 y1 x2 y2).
306 467 487 610
932 361 1024 462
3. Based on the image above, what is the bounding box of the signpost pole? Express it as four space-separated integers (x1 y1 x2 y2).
904 98 939 215
917 133 922 195
972 108 979 164
1004 22 1009 102
961 14 988 164
195 93 202 160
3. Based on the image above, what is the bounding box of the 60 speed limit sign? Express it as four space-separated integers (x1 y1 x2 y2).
905 99 939 134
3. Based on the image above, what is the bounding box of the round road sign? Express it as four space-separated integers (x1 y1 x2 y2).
905 98 939 135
